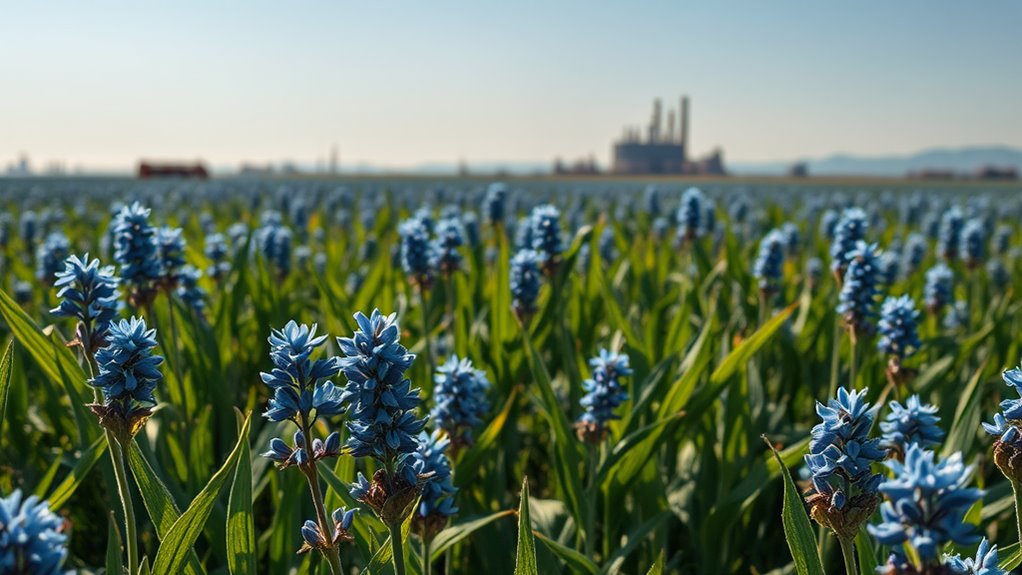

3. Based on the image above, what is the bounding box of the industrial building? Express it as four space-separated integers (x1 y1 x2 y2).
612 96 725 175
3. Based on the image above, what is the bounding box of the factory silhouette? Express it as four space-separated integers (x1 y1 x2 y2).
555 95 726 176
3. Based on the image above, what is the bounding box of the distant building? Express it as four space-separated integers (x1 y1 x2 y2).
788 162 809 178
553 155 600 175
975 165 1018 181
138 161 209 179
610 96 726 175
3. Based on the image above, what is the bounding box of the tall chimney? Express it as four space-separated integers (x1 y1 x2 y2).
648 99 662 143
680 96 689 163
666 110 676 142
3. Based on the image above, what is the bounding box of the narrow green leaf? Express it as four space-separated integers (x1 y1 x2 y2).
514 477 538 575
710 303 797 384
227 411 256 575
999 542 1021 571
431 510 516 556
151 413 251 575
855 527 877 575
533 530 598 574
0 342 13 439
106 512 125 575
46 433 108 510
762 436 826 575
645 550 665 575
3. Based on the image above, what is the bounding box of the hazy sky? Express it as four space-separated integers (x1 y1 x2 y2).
1 1 1020 171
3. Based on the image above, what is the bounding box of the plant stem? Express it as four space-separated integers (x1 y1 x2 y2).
422 536 432 575
1012 479 1022 552
111 438 139 575
585 442 598 557
419 287 434 377
838 536 857 575
849 333 858 390
828 320 842 398
300 420 343 575
390 520 407 575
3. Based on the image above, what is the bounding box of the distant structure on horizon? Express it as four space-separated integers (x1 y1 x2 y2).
611 96 725 176
138 161 209 179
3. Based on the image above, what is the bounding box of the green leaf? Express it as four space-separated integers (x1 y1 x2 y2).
855 527 877 575
762 436 826 575
227 411 256 575
514 477 538 575
0 342 13 440
533 530 598 575
645 551 665 575
128 441 206 575
151 413 251 575
46 433 109 510
0 287 95 445
999 541 1021 571
430 510 516 556
710 302 797 384
106 512 125 575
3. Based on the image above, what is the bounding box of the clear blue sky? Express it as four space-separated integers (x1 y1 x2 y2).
1 1 1019 171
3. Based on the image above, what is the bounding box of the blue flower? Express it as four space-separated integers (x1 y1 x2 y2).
257 223 293 279
510 249 544 319
806 257 823 287
413 430 458 519
643 185 661 217
937 206 964 261
836 241 881 335
260 321 342 424
868 445 982 561
175 265 207 317
13 280 32 305
112 202 162 303
676 187 704 241
50 253 121 352
0 490 70 575
880 395 943 456
337 310 426 460
483 183 507 225
781 222 800 257
90 316 163 407
877 295 921 359
155 226 187 287
399 216 433 286
923 263 954 314
430 216 465 274
987 259 1009 289
19 211 38 247
961 218 987 268
577 350 631 442
829 208 868 275
902 233 928 274
820 209 839 241
878 251 900 286
943 537 1005 575
204 232 231 281
993 225 1012 256
943 300 969 330
529 204 564 266
753 229 785 293
35 232 71 286
431 355 490 448
982 368 1022 445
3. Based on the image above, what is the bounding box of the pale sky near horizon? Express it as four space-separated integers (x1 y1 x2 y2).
1 1 1020 171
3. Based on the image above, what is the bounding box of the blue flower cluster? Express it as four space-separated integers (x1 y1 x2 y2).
923 263 954 313
257 221 293 279
528 204 564 267
90 317 163 409
155 225 187 288
676 187 704 242
836 241 881 336
412 430 458 520
399 216 433 286
50 253 120 353
753 228 785 293
961 218 987 268
943 300 969 330
880 395 943 456
299 506 357 553
510 249 543 319
35 232 71 285
483 182 507 225
943 538 1005 575
829 208 868 276
112 202 162 303
937 206 964 261
204 232 231 282
868 445 981 560
430 215 465 274
901 233 927 273
982 369 1022 446
804 388 884 537
175 265 207 317
0 490 70 575
431 355 490 447
338 310 426 461
577 349 631 441
259 321 344 430
876 295 921 360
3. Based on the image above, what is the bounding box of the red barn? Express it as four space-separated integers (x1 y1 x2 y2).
138 161 209 179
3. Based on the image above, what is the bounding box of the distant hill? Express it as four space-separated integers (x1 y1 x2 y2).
731 145 1022 177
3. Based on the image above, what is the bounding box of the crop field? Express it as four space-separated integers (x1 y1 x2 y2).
3 177 1022 575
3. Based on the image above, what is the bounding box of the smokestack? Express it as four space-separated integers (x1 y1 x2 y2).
680 96 689 162
648 99 662 143
666 110 676 142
